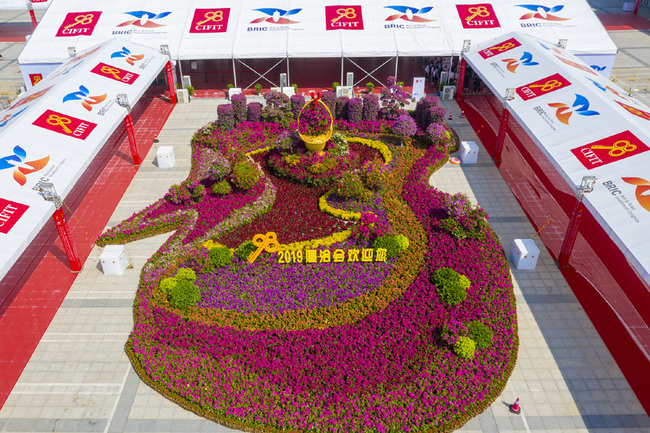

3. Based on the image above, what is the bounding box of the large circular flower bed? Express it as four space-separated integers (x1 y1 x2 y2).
98 82 517 432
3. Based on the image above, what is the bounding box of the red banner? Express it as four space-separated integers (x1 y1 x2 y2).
90 62 139 85
325 5 364 30
166 61 177 104
29 9 38 29
124 113 142 166
56 12 101 37
457 59 467 100
494 109 510 161
456 4 500 28
516 73 571 101
29 74 43 87
559 202 584 266
479 37 521 59
33 109 97 139
615 100 650 122
0 198 29 234
571 130 648 170
52 208 83 272
190 8 230 33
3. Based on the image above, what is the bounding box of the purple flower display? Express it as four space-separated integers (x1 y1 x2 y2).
393 114 417 138
230 93 247 125
362 93 379 121
290 94 306 120
216 104 234 131
347 97 363 123
298 100 332 136
247 102 263 123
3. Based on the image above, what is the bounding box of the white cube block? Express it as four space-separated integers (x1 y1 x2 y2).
510 239 540 270
156 146 175 168
282 86 295 97
228 87 242 99
460 141 479 164
622 2 635 11
100 245 129 275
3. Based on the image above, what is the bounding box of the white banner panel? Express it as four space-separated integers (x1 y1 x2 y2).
0 0 50 10
1 39 167 281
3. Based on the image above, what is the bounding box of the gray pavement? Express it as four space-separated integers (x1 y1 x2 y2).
2 2 650 432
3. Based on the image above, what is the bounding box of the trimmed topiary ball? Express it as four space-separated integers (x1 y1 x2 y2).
468 321 494 349
395 234 409 251
209 246 233 268
430 267 470 305
211 180 232 196
159 277 178 294
232 161 260 190
168 279 201 310
175 268 197 282
372 235 402 259
453 336 476 359
235 240 258 262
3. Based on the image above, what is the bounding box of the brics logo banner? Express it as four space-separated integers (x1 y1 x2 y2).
250 8 301 25
570 131 648 170
0 146 50 187
516 73 571 101
547 94 599 125
516 4 570 21
0 198 29 234
0 107 27 128
502 51 539 73
622 178 650 213
56 12 101 37
479 37 521 59
325 5 364 30
456 4 500 29
111 47 145 66
384 6 434 22
32 109 97 140
190 8 230 33
63 85 107 111
90 63 139 85
116 11 171 28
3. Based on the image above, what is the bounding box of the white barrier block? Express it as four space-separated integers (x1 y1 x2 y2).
100 245 129 275
156 146 175 168
510 239 540 270
460 141 479 164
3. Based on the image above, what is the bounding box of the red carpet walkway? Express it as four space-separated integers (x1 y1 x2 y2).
458 95 650 414
0 89 174 409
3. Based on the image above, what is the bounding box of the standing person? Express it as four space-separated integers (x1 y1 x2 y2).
472 75 481 93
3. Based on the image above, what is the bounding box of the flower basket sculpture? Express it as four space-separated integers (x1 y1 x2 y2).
298 94 334 153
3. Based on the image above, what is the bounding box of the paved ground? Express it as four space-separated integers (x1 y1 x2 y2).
1 2 650 433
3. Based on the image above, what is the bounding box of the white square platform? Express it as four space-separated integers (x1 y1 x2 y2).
460 141 479 164
510 239 540 270
228 87 242 99
156 146 175 168
100 245 130 275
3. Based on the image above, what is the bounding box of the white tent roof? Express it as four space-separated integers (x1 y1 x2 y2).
463 32 650 285
0 39 167 281
19 0 616 65
0 0 50 10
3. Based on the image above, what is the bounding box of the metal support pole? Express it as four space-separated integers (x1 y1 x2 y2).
341 57 344 88
456 58 467 100
232 58 237 88
52 207 83 273
178 60 184 87
395 56 399 81
558 201 584 266
287 57 290 86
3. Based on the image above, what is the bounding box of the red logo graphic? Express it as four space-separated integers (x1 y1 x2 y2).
190 8 230 33
0 198 29 234
32 109 97 140
571 131 648 170
325 5 364 30
478 37 521 59
12 86 53 109
516 73 571 101
615 101 650 122
0 146 49 187
90 63 139 85
456 4 500 28
56 12 101 37
622 177 650 212
516 4 570 21
29 74 43 86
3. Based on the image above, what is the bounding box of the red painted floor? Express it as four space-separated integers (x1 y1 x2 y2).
458 95 650 414
0 23 32 42
598 12 650 30
0 89 174 409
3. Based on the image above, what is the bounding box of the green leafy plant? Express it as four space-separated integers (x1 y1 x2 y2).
254 83 263 95
453 336 476 359
366 82 375 93
175 268 197 282
231 161 260 190
191 184 205 203
186 85 194 97
168 279 201 310
430 267 470 305
336 172 372 202
209 246 233 268
468 321 494 349
395 234 409 252
235 240 257 262
397 81 404 87
292 83 298 93
211 180 232 196
159 277 178 294
372 235 402 259
332 81 340 90
226 83 234 90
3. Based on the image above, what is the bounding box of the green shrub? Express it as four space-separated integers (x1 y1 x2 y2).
175 268 197 282
168 279 201 310
211 180 232 196
336 172 372 202
254 83 263 95
235 240 258 262
373 235 402 259
430 267 470 305
360 159 385 191
395 234 409 251
468 321 494 349
159 277 178 294
332 81 340 90
232 161 260 190
191 184 205 203
366 82 374 93
209 246 233 268
453 336 476 359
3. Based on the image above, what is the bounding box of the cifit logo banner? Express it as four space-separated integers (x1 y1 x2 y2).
0 146 49 187
516 73 571 101
0 198 29 234
56 12 101 37
28 73 43 86
456 4 500 29
190 8 230 33
615 101 650 122
325 6 364 30
33 109 97 140
479 37 521 59
90 63 139 85
571 130 648 170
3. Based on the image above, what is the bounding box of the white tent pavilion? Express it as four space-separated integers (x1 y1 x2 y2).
0 39 167 280
463 31 650 286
